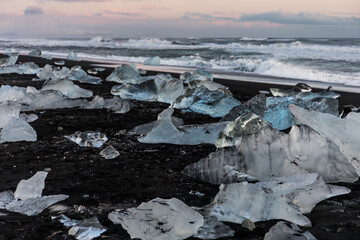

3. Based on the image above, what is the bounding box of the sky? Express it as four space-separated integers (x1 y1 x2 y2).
0 0 359 38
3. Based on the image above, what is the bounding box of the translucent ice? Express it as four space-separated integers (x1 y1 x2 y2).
0 104 20 128
65 131 108 148
68 217 107 240
128 116 184 135
193 216 235 239
52 214 79 227
42 79 93 99
181 69 213 83
6 194 69 216
138 108 229 145
29 49 41 57
111 80 158 101
144 56 160 66
14 171 48 200
154 74 184 103
67 51 79 61
264 221 317 240
290 105 360 175
295 86 340 100
0 62 39 75
83 95 130 113
69 66 102 85
270 83 312 97
108 198 204 240
172 85 241 118
36 64 56 80
100 145 120 159
19 113 38 123
0 52 18 66
106 64 153 84
0 191 14 209
0 118 37 143
215 113 269 148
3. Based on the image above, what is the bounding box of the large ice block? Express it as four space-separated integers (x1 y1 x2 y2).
42 79 93 99
264 221 317 240
14 171 48 200
0 118 37 143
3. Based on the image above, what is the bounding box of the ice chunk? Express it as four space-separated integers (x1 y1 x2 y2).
68 217 106 240
215 113 269 148
106 64 153 84
138 108 229 145
52 214 79 227
184 125 358 184
290 105 360 175
128 116 184 135
111 80 158 101
0 52 18 66
0 104 20 128
154 74 184 103
100 145 120 159
108 198 204 240
19 113 38 123
69 66 102 85
188 80 229 93
42 79 93 99
6 194 69 216
29 50 41 56
55 60 65 66
172 85 241 118
193 216 235 239
0 191 14 209
0 62 39 75
36 64 56 80
53 66 71 79
221 94 267 121
295 86 340 100
270 83 312 97
0 118 37 143
83 95 130 113
144 56 160 66
264 221 317 240
182 69 213 83
14 171 48 200
65 131 108 148
67 51 79 61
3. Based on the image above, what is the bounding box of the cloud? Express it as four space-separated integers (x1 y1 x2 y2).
48 0 115 2
238 11 360 25
182 12 236 21
24 6 44 15
105 9 143 17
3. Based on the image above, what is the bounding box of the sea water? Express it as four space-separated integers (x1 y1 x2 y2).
0 37 359 86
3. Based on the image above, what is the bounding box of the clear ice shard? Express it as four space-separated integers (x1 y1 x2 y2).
68 217 107 240
42 79 93 99
193 216 235 239
290 105 360 176
69 66 102 85
138 108 229 145
172 85 241 118
184 125 358 184
270 83 312 97
215 113 269 148
0 104 20 128
5 194 69 216
83 95 130 114
52 214 79 227
108 198 204 240
0 118 37 143
0 62 39 75
29 49 41 56
144 56 160 66
221 94 267 121
100 145 120 159
111 80 158 101
264 221 317 240
181 69 213 83
14 171 48 200
154 74 184 103
67 51 79 61
0 52 18 66
0 191 14 209
106 64 153 84
65 131 108 148
128 116 184 135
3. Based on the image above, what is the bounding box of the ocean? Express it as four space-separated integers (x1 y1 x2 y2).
1 37 359 87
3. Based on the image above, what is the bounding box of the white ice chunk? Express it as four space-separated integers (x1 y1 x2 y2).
36 64 56 80
67 51 80 61
154 74 184 104
6 195 69 216
0 104 20 128
83 95 130 114
290 105 360 175
144 56 160 66
138 108 229 145
19 113 38 123
42 79 93 99
0 191 14 209
0 118 37 143
108 198 204 240
264 221 317 240
100 145 120 159
14 171 48 200
68 217 107 240
111 80 158 101
0 62 39 75
106 64 153 84
65 131 108 148
181 69 213 83
0 52 18 66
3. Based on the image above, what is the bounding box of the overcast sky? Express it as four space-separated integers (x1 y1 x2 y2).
0 0 359 38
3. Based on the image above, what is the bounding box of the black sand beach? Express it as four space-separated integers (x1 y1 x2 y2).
0 55 359 239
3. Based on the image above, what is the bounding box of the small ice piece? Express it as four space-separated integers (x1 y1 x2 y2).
100 145 120 159
215 113 269 148
29 49 41 57
0 118 37 143
264 221 317 240
52 214 79 227
222 94 267 121
93 67 105 72
83 95 130 113
290 105 360 175
19 113 38 123
36 64 56 80
138 108 229 145
111 80 158 101
67 51 80 61
53 66 71 79
65 131 108 148
189 190 205 197
54 60 65 66
87 69 97 74
68 217 107 240
295 86 340 100
0 104 20 128
14 171 48 200
6 194 69 216
0 62 39 75
0 52 18 66
144 56 160 66
182 69 213 83
172 85 241 118
193 216 235 239
69 66 102 85
106 64 153 84
270 83 312 97
42 79 93 99
108 198 204 240
0 191 14 209
128 116 184 135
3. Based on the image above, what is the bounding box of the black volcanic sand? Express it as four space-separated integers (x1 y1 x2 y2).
0 55 359 240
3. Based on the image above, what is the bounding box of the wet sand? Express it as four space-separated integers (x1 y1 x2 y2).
0 55 359 239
